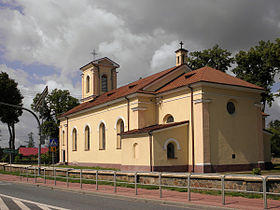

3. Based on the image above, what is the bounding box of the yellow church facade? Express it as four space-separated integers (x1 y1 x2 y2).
59 47 271 173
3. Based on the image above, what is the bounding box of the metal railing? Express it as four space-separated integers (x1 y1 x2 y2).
18 167 280 209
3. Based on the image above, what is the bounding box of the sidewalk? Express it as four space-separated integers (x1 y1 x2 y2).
0 173 280 210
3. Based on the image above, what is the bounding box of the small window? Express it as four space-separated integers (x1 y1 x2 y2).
133 143 139 159
72 128 77 151
101 75 108 92
167 143 175 159
99 123 106 150
85 126 90 150
167 115 174 123
86 76 90 93
163 114 174 124
227 101 235 115
232 154 236 159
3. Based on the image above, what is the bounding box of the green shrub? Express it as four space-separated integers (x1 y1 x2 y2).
41 153 51 164
252 168 261 175
1 154 9 162
14 155 21 163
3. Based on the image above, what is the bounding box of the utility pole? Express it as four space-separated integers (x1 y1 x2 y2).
34 86 48 174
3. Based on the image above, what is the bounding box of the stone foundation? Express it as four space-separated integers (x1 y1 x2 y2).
66 162 272 173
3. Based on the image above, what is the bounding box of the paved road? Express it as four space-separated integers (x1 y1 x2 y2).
0 181 206 210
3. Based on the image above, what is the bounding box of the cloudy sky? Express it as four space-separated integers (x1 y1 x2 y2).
0 0 280 148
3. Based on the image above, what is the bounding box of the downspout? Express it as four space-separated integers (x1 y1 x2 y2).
148 131 153 172
124 96 130 131
187 85 195 172
66 117 69 164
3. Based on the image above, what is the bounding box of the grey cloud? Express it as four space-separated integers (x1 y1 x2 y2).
94 0 280 51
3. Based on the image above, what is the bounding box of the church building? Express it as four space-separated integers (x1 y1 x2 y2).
59 44 271 173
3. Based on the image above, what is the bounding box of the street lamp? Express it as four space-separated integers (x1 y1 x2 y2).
0 102 41 174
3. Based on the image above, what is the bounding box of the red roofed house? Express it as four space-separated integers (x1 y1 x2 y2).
19 147 49 157
58 45 271 173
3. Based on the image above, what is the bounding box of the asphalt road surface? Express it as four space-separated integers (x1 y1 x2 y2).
0 180 210 210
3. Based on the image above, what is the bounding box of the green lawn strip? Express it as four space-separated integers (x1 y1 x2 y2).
223 164 280 175
0 170 279 200
0 170 21 176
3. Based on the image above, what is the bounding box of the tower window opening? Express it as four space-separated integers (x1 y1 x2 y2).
86 76 90 93
101 75 108 92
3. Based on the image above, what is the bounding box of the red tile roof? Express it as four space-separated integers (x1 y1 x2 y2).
61 65 263 118
61 65 179 117
19 147 49 156
156 66 263 93
121 121 188 136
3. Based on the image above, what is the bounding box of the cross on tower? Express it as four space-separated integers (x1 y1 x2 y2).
91 49 98 60
179 41 184 49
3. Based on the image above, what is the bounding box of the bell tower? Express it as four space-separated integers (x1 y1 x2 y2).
80 57 120 103
175 41 188 66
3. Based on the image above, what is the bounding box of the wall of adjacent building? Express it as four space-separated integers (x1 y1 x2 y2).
203 85 263 167
121 134 151 170
152 125 188 167
60 99 129 165
263 131 272 163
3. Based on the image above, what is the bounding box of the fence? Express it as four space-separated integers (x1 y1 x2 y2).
15 166 280 209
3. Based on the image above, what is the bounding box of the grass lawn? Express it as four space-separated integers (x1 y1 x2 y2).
223 164 280 175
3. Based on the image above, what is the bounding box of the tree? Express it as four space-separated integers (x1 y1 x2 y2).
268 120 280 157
26 132 35 148
0 72 23 161
31 89 79 139
233 39 280 111
188 44 234 72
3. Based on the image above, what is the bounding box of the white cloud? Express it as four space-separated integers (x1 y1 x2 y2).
0 64 81 148
0 0 183 87
266 96 280 125
151 41 178 70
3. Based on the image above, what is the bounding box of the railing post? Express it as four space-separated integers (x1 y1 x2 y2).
159 172 162 198
80 169 82 189
27 168 29 182
135 172 138 195
54 168 56 186
96 170 98 190
44 168 46 184
221 175 225 205
34 168 37 183
67 170 69 188
263 176 267 209
114 171 117 193
20 168 22 181
188 173 191 201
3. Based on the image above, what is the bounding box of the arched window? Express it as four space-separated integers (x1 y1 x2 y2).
133 143 139 159
101 74 108 92
163 114 174 123
86 75 90 93
167 143 175 159
85 126 90 150
99 123 106 150
116 119 124 149
62 130 65 146
72 128 77 151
